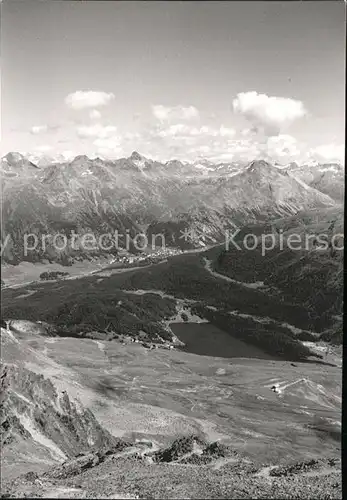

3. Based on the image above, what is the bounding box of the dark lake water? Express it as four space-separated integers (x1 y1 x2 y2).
171 322 278 360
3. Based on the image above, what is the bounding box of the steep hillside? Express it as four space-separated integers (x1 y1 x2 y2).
0 329 130 480
0 322 341 498
212 207 343 335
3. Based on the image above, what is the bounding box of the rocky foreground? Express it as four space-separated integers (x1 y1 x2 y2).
1 444 342 499
0 324 341 499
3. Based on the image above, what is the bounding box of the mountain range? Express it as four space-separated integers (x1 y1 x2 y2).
1 151 343 265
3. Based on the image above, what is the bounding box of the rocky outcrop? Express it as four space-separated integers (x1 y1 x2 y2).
0 363 125 462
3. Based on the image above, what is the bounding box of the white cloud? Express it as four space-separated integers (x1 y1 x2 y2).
186 138 261 163
157 124 190 138
219 125 236 138
265 134 300 161
241 127 258 137
157 123 204 138
124 131 141 141
93 135 123 157
130 118 238 162
156 123 235 139
308 144 344 164
35 145 52 153
195 145 211 154
61 150 75 161
30 125 48 135
77 124 118 139
65 91 115 110
152 105 199 122
89 109 102 120
233 91 306 136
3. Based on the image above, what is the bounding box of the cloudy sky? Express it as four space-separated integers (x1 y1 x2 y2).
1 1 345 164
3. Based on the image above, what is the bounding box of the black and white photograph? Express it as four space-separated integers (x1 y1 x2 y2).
0 1 344 498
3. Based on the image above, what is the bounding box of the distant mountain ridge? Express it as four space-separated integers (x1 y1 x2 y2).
284 161 344 202
0 151 340 265
1 150 344 182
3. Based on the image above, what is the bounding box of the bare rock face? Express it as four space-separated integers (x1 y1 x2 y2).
0 366 32 447
0 363 125 464
6 320 56 337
